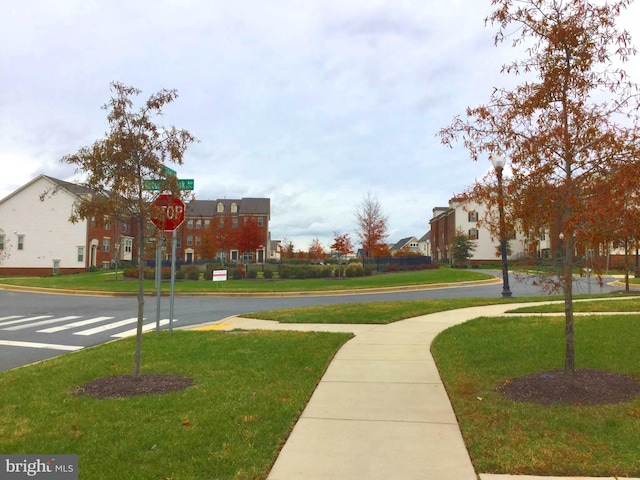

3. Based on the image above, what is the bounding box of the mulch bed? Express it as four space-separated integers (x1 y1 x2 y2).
498 369 640 406
75 374 193 399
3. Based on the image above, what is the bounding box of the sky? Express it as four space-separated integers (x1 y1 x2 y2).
2 0 640 252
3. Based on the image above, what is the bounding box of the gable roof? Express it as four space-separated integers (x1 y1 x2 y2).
390 236 418 251
186 198 270 217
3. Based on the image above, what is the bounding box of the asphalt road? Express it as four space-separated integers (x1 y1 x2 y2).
0 271 622 372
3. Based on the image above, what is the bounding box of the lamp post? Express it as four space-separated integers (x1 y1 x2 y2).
114 243 121 281
491 153 512 297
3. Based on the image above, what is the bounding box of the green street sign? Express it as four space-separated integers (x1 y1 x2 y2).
144 178 194 191
163 164 177 176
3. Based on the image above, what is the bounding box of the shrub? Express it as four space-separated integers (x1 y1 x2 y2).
161 268 171 280
263 269 274 279
279 266 291 279
175 269 185 280
345 264 364 277
247 269 258 279
295 268 308 279
123 268 138 278
231 269 243 280
144 268 155 280
363 266 373 276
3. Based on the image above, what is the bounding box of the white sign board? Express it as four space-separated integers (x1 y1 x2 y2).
212 270 227 282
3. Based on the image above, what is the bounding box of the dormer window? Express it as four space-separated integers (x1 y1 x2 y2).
217 202 224 213
231 202 238 213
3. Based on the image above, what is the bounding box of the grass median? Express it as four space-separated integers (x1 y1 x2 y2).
0 330 352 479
0 268 493 293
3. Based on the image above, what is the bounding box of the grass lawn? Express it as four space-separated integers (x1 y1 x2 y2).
0 268 493 293
431 314 640 477
0 330 351 479
508 296 640 313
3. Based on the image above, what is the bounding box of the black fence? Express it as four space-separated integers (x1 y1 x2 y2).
362 255 432 273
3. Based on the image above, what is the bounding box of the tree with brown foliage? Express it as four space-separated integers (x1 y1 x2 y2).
308 238 327 262
331 232 354 277
61 81 196 379
237 217 264 263
355 191 389 258
280 237 295 260
439 0 640 377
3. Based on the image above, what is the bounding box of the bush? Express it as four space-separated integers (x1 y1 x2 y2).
345 264 364 277
231 269 243 280
279 266 291 279
175 269 185 280
161 268 171 280
144 268 155 280
263 269 274 279
247 269 258 279
363 266 373 276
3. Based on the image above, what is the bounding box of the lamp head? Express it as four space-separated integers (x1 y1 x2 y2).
491 153 507 170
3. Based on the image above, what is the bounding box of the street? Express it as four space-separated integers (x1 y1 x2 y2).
0 271 621 372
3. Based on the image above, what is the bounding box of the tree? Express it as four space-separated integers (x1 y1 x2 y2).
439 0 640 377
308 238 326 262
280 237 295 260
450 228 477 267
237 217 264 264
331 232 354 276
355 191 389 258
61 81 196 379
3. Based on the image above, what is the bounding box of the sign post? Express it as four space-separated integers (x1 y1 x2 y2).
151 194 185 334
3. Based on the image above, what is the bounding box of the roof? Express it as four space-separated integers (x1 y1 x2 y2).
186 198 270 217
0 174 93 205
418 231 430 242
390 236 417 251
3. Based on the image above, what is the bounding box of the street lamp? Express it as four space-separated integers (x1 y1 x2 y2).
491 153 512 297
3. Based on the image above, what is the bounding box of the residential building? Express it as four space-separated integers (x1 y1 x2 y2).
390 236 420 256
417 231 431 257
430 197 528 264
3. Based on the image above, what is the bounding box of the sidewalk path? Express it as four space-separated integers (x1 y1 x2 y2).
190 302 640 480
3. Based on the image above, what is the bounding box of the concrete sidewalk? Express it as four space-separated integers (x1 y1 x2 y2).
190 303 640 480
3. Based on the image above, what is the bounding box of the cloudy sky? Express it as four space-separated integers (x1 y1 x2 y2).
2 0 639 251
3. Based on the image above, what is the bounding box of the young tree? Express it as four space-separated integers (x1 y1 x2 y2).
331 232 354 277
280 237 295 260
450 228 477 267
237 217 264 264
355 191 389 258
61 81 196 379
308 238 326 262
440 0 640 377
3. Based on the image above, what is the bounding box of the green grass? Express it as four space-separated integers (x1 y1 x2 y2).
431 314 640 476
0 268 492 293
509 296 640 313
0 330 351 479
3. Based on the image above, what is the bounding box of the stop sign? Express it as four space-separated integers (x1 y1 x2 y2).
151 194 185 231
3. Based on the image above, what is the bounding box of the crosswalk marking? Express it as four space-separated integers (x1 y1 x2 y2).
39 316 115 333
3 316 81 331
0 340 83 351
0 315 22 322
0 315 53 328
73 317 139 336
111 319 177 338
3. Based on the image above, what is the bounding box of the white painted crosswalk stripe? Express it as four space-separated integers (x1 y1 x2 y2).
0 315 23 322
111 319 177 338
0 340 83 351
4 316 82 331
73 317 139 336
0 315 52 328
39 316 115 333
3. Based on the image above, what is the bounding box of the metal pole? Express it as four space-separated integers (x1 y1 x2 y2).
496 166 512 297
169 229 177 334
155 241 161 335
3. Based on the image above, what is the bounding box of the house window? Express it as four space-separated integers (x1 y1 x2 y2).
232 218 238 229
468 211 478 222
104 216 111 230
53 259 60 275
231 250 239 261
540 231 546 241
91 217 96 228
102 238 110 252
468 229 479 240
102 261 109 269
176 237 182 248
204 219 210 229
195 236 201 246
187 235 193 246
17 235 24 250
77 247 85 262
122 222 128 233
196 219 202 230
257 217 264 227
219 217 224 226
187 219 193 229
217 202 224 213
124 238 133 254
231 202 238 213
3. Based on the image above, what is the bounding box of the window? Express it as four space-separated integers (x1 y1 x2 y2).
91 216 96 228
232 218 238 229
104 216 111 230
219 217 224 226
468 228 479 240
122 222 128 233
124 238 133 254
0 235 4 251
230 250 238 261
77 247 85 262
468 211 478 222
257 217 264 227
17 235 24 250
231 202 238 213
217 202 224 213
53 260 60 275
176 237 182 248
196 219 202 230
102 261 109 269
187 219 193 229
187 235 193 246
540 230 546 241
102 238 110 252
195 236 201 246
204 219 210 229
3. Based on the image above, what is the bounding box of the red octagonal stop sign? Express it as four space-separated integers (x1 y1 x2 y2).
151 194 185 231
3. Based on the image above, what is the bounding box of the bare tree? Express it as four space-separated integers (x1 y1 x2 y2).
61 81 196 379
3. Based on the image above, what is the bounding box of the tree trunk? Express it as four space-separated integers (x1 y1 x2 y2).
133 214 145 380
563 235 575 378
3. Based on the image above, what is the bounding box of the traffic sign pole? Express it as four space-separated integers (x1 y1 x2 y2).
169 229 177 334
